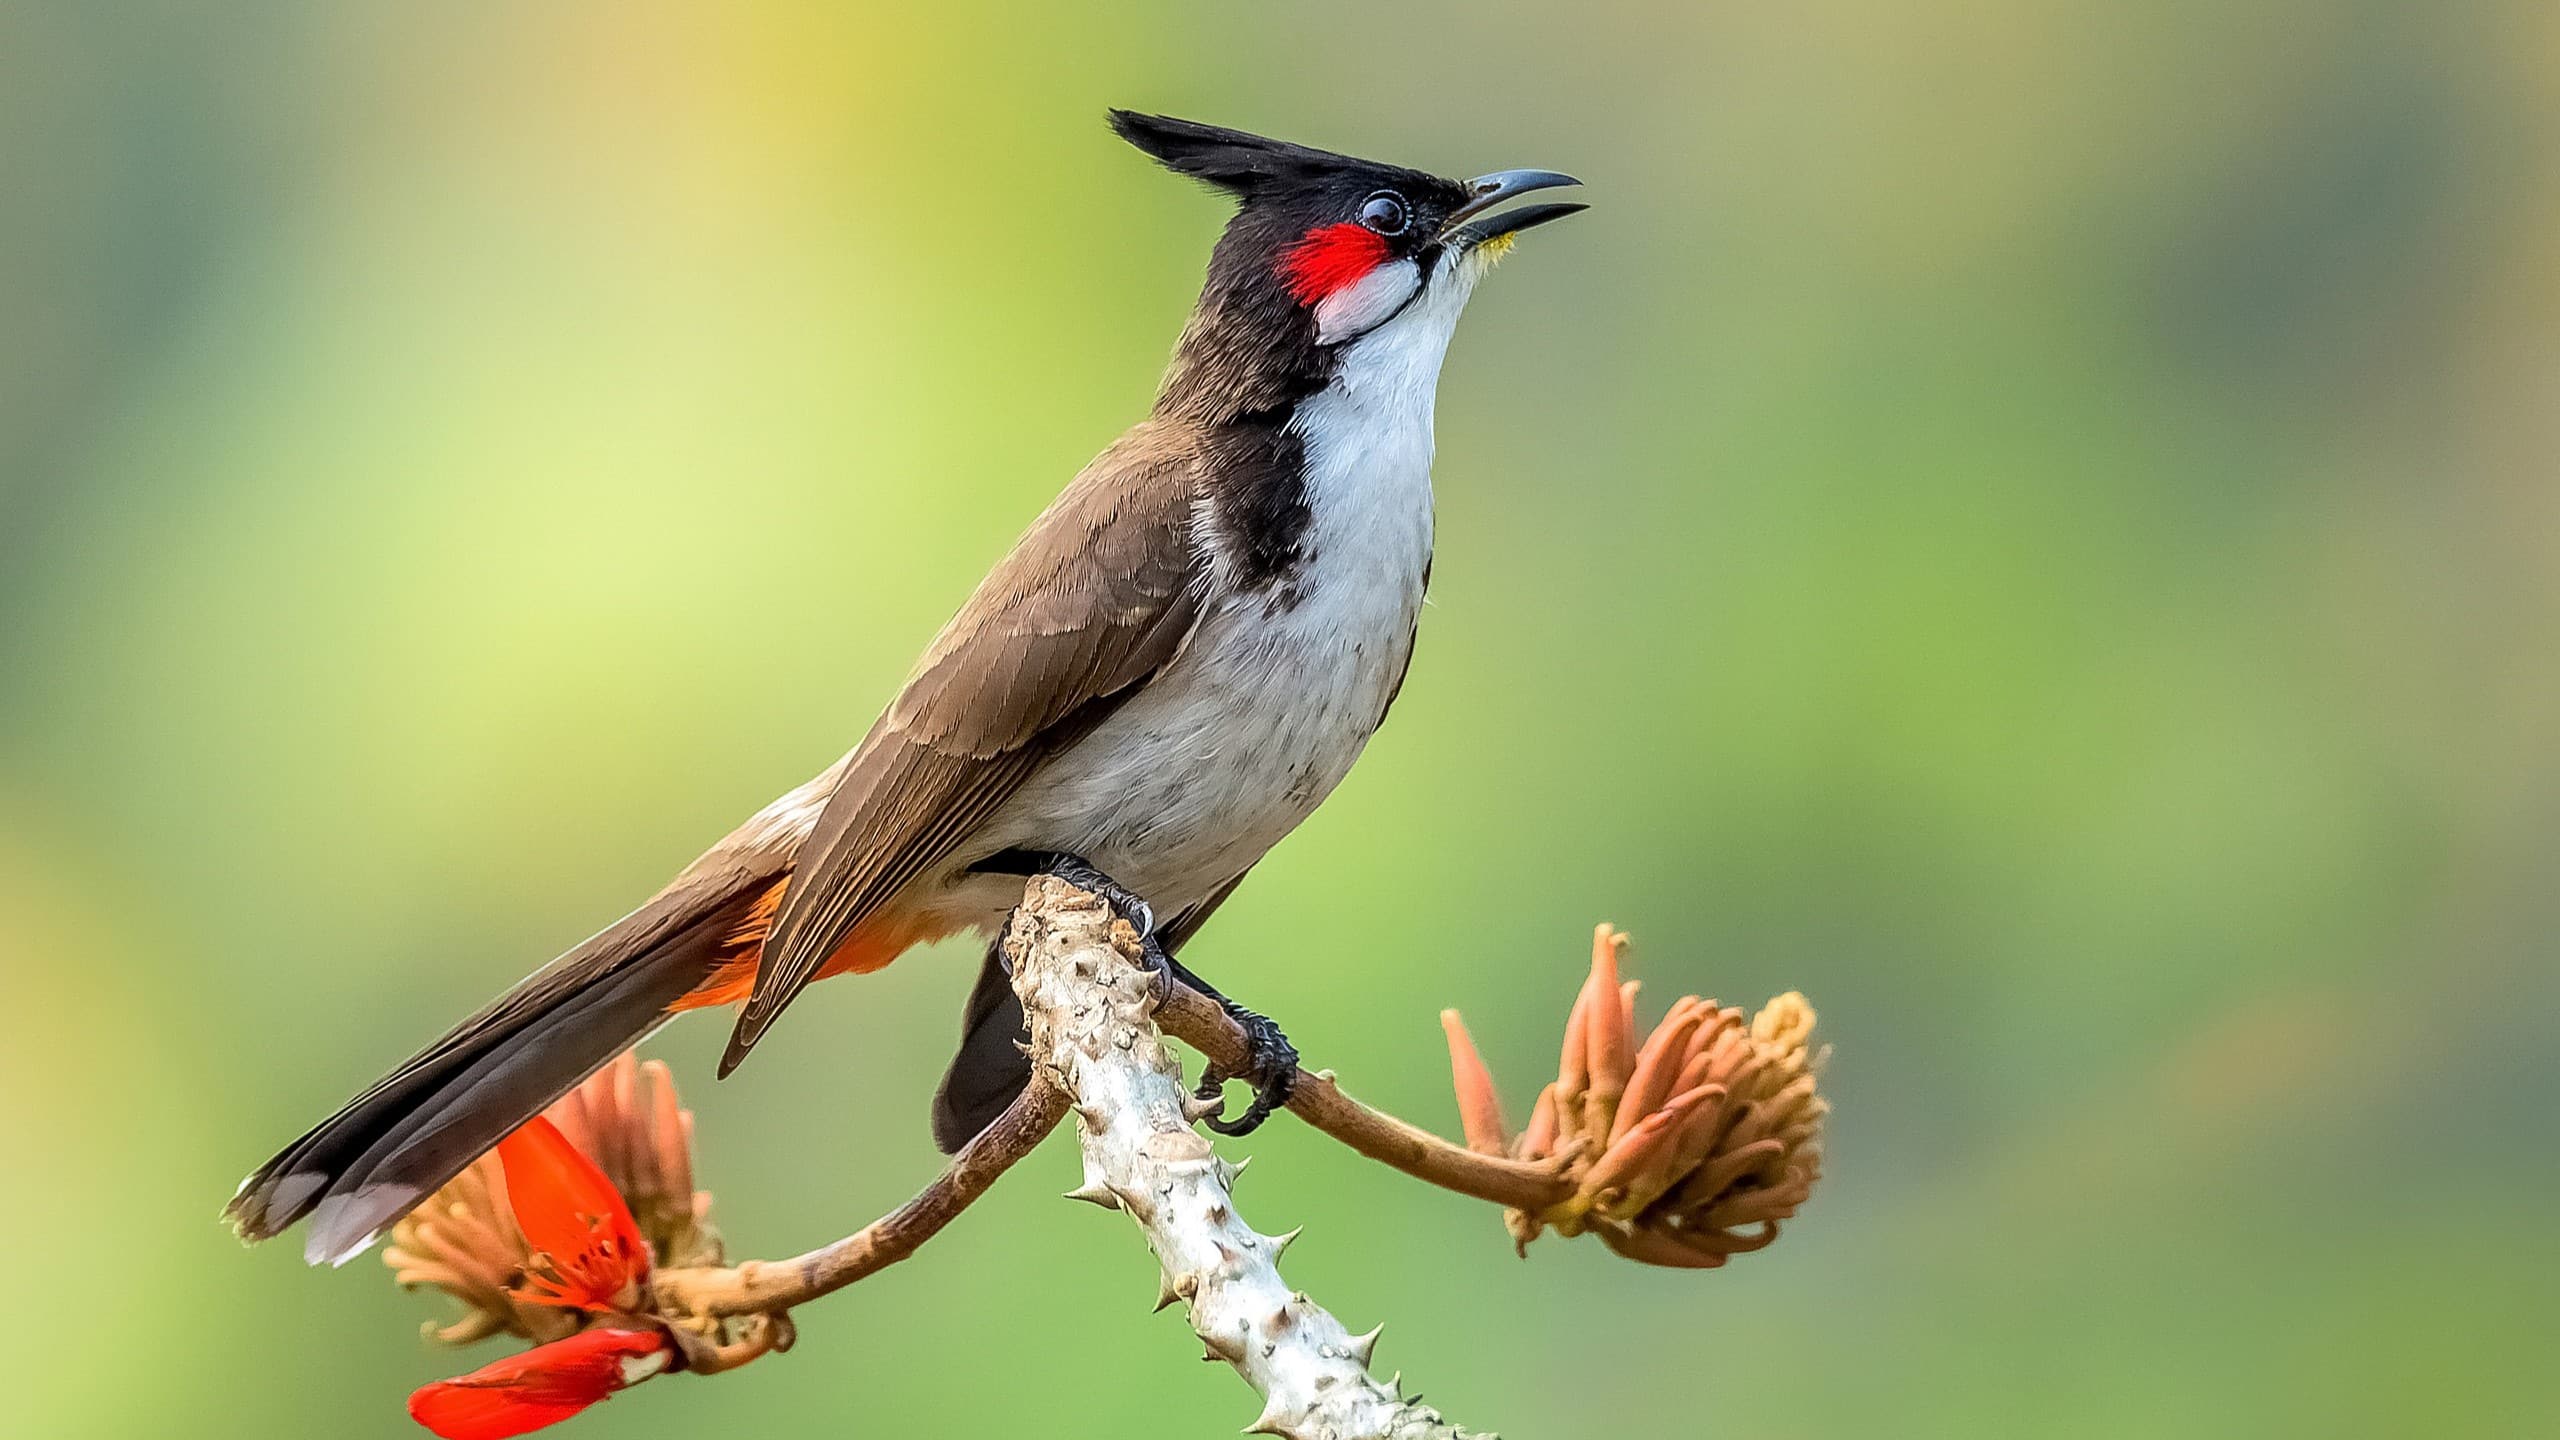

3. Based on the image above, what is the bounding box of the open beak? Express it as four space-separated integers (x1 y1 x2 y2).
1441 168 1586 247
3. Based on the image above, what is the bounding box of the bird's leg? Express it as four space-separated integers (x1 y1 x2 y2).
1167 958 1299 1138
978 848 1295 1137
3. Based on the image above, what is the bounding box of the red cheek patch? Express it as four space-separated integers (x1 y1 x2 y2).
1280 223 1390 305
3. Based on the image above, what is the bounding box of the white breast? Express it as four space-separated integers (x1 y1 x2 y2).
960 316 1459 921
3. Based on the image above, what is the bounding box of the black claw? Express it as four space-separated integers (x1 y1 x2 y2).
1032 852 1158 940
999 851 1175 1003
992 850 1294 1135
1134 931 1178 1010
1194 1004 1299 1137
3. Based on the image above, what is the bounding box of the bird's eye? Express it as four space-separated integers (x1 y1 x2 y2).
1358 192 1409 236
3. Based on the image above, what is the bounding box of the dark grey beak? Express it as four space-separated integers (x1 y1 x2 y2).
1441 168 1586 246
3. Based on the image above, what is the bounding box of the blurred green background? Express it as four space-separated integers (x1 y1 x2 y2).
6 2 2555 1436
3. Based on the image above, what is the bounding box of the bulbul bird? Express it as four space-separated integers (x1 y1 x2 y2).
227 111 1585 1266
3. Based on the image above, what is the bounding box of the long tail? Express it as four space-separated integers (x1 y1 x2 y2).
226 872 775 1266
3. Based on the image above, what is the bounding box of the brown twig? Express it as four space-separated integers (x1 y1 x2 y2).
648 1071 1070 1320
647 932 1571 1322
1157 986 1576 1213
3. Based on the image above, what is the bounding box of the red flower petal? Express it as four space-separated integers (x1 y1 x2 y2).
408 1328 672 1440
497 1116 650 1311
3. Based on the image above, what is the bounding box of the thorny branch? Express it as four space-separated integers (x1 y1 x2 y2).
1010 878 1487 1439
648 894 1577 1323
399 876 1825 1437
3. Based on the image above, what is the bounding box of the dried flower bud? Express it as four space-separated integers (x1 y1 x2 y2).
1445 926 1826 1269
383 1051 785 1438
1440 1010 1510 1155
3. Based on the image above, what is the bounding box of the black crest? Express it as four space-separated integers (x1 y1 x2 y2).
1109 111 1445 203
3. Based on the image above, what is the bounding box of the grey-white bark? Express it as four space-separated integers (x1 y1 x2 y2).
1005 877 1490 1440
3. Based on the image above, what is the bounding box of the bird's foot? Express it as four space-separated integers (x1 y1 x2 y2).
1192 1001 1299 1137
983 848 1293 1134
992 850 1175 1004
1022 850 1158 942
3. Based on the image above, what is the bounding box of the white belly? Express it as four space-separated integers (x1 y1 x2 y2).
978 576 1420 911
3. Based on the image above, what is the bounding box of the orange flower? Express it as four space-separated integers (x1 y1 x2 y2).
1443 925 1827 1268
387 1054 721 1344
385 1054 781 1438
408 1327 674 1440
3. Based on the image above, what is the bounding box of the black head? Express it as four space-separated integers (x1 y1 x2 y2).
1111 111 1583 424
1111 110 1475 247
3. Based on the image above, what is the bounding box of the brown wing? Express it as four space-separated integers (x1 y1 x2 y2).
718 425 1207 1073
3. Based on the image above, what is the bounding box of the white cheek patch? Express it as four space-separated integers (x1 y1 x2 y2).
1313 258 1420 344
